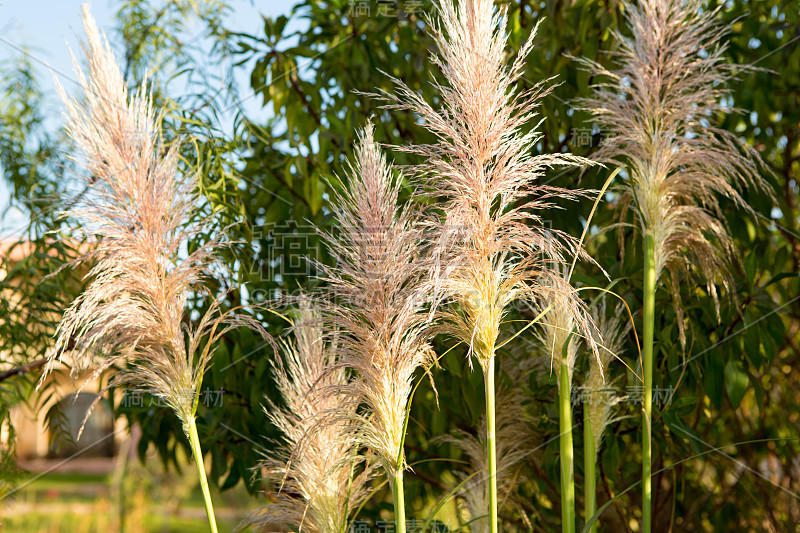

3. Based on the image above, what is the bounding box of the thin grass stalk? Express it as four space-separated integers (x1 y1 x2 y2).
642 233 656 533
583 408 596 533
537 279 582 533
187 417 218 533
484 356 498 533
558 359 575 533
393 470 407 533
436 357 536 532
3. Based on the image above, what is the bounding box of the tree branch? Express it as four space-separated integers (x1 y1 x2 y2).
0 357 47 383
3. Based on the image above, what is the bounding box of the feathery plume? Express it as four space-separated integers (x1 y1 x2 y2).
578 0 771 341
535 270 583 387
250 306 370 533
582 299 630 533
584 300 630 455
384 0 598 370
42 6 266 531
44 3 262 433
316 123 435 531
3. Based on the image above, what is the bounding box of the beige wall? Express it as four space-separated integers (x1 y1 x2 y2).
1 238 128 462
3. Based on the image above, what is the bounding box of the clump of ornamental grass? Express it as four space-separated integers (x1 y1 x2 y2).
248 306 370 533
582 299 630 533
577 0 771 530
380 1 599 531
438 360 536 533
315 123 435 533
40 6 266 531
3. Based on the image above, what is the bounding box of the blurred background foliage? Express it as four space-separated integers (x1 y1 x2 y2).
1 0 799 531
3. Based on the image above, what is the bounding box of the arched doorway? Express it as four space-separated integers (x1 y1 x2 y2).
48 393 115 458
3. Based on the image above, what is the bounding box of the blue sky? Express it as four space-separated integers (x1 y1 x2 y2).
0 0 298 237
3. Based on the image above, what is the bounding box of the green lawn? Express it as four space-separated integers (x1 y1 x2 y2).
2 512 245 533
1 468 256 532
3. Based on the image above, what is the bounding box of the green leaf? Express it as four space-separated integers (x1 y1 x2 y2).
744 249 757 286
221 461 241 490
704 354 724 409
724 361 749 409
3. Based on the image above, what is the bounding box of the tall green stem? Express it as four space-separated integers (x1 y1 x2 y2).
642 232 656 533
484 356 498 533
583 407 596 533
558 360 575 533
393 469 406 533
186 417 219 533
